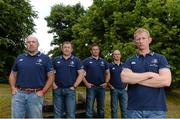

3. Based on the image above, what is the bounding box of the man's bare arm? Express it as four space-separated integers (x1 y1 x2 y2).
9 71 17 94
138 68 171 88
121 68 157 84
38 71 55 96
73 69 84 88
100 69 110 88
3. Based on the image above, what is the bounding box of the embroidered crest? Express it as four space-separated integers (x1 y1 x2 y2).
36 59 43 65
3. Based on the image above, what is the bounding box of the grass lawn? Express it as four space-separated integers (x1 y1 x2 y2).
1 84 180 118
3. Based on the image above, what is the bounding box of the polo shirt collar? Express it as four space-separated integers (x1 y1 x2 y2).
136 51 154 58
61 55 74 60
112 61 122 66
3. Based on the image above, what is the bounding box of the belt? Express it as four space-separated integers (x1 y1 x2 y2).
17 87 42 93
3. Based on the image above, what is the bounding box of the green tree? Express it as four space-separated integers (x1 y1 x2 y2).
47 0 180 87
0 0 37 82
45 3 86 57
72 0 180 87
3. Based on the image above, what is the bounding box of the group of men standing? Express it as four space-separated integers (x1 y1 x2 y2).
9 28 171 118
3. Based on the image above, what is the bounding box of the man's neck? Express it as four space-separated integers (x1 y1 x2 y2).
91 55 99 60
28 50 39 56
63 54 71 60
114 60 121 65
138 49 150 56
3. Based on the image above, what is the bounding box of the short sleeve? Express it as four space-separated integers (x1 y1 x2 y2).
123 58 132 70
104 60 109 70
159 55 171 69
45 56 54 72
11 57 19 72
82 59 88 71
76 58 83 71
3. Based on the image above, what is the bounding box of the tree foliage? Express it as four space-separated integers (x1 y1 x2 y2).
0 0 37 81
45 3 86 57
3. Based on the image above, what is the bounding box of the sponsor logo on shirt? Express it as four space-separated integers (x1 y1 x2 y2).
69 61 75 67
100 61 105 66
150 59 158 67
36 59 43 65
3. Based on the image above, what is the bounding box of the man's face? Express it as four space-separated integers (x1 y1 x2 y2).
90 46 100 57
113 50 121 61
62 43 73 56
26 37 39 53
134 32 152 51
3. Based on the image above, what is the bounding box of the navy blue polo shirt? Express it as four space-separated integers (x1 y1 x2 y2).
83 57 109 86
124 51 170 111
12 52 53 88
109 62 126 90
53 55 83 88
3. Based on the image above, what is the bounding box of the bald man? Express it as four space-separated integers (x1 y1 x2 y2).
109 50 127 118
9 35 54 118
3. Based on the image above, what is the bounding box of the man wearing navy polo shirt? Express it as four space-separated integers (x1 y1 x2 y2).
53 41 84 118
9 35 54 118
83 44 110 118
121 28 172 118
109 50 127 118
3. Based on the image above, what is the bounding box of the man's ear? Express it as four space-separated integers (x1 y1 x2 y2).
149 37 152 44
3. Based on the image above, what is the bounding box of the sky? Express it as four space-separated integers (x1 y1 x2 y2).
30 0 93 53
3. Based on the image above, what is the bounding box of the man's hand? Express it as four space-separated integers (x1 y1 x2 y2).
53 82 58 89
36 90 44 97
100 83 108 88
85 82 94 88
108 83 115 89
11 87 17 95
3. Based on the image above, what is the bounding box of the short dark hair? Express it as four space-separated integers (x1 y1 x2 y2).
90 43 99 50
60 41 73 48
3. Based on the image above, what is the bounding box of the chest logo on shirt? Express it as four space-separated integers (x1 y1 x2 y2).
89 61 93 64
100 61 105 66
57 61 61 64
19 59 23 62
151 59 158 64
36 59 43 65
150 59 158 67
112 67 115 70
131 61 136 65
69 61 75 67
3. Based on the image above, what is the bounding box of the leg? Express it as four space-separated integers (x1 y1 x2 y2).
53 88 65 118
65 88 76 118
11 91 26 118
26 92 43 118
110 89 118 118
96 87 105 118
86 87 96 118
119 89 128 118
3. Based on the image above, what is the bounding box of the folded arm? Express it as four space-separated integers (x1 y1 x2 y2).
138 68 171 88
121 68 157 84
